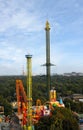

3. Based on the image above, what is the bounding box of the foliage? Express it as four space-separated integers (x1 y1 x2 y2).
64 98 83 113
0 75 83 115
0 95 12 115
35 107 79 130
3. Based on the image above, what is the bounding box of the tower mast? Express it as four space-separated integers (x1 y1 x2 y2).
25 54 33 130
45 21 51 100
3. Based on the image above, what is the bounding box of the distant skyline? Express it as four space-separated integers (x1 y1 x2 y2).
0 0 83 75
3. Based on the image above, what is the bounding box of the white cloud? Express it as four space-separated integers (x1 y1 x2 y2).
0 0 44 32
0 0 83 75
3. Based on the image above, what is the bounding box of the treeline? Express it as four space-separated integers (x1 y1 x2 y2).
0 75 83 115
0 75 83 102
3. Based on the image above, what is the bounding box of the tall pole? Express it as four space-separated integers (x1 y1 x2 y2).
45 21 51 100
25 54 33 130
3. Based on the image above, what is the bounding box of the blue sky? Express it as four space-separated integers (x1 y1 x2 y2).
0 0 83 75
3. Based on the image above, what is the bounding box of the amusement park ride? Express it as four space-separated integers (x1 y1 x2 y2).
16 80 64 129
16 22 65 130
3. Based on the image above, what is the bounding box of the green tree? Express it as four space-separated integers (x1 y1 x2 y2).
0 96 12 115
35 107 79 130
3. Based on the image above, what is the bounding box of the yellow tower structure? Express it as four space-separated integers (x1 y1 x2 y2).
50 89 56 102
25 54 33 130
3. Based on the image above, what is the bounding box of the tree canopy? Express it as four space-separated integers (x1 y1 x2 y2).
35 107 79 130
0 75 83 115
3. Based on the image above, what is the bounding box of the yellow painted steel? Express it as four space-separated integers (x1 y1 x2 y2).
45 21 50 31
36 99 41 106
26 55 33 130
50 90 56 101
